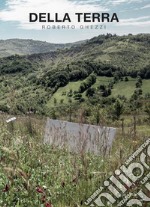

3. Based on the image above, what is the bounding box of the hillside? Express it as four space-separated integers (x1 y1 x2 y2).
0 39 84 57
26 33 150 71
0 33 150 115
0 34 150 207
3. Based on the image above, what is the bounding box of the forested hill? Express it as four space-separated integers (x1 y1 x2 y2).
1 34 150 79
26 33 150 71
0 33 150 114
0 39 84 58
26 34 150 84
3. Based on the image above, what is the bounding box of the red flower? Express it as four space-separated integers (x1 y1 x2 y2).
3 184 9 192
36 186 44 194
45 202 52 207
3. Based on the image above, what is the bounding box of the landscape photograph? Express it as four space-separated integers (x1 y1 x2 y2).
0 0 150 207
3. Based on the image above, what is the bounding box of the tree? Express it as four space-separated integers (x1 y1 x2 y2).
114 75 119 83
86 88 95 97
138 89 143 95
144 102 150 122
125 77 129 81
50 108 57 119
135 81 141 88
112 99 124 120
60 99 64 104
99 84 106 91
137 76 142 84
73 93 82 100
107 88 111 96
79 82 87 93
135 76 142 88
87 74 96 85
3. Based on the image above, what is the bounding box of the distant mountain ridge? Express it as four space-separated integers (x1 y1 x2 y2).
0 38 85 57
26 33 150 72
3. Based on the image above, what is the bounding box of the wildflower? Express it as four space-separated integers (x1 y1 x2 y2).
45 202 52 207
36 186 44 194
132 140 138 144
3 184 9 192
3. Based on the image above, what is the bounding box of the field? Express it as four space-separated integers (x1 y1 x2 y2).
48 77 149 107
0 114 149 207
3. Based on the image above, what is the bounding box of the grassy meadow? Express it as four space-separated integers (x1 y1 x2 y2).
48 77 149 107
0 113 149 207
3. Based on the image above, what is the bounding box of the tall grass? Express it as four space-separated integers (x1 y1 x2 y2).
0 114 149 206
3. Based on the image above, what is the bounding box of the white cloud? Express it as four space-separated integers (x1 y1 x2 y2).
120 21 150 26
1 0 149 32
118 16 150 26
121 16 150 22
0 0 108 30
106 0 143 5
110 0 129 5
141 4 150 9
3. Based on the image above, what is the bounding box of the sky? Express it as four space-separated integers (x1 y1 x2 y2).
0 0 150 43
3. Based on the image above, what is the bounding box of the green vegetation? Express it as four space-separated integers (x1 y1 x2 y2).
0 111 149 206
0 39 81 58
0 34 150 115
48 77 149 107
48 81 83 106
0 33 150 206
111 77 146 98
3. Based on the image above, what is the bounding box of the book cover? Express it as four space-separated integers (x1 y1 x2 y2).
0 0 150 206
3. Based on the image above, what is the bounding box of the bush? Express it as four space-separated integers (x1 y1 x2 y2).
86 88 95 97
